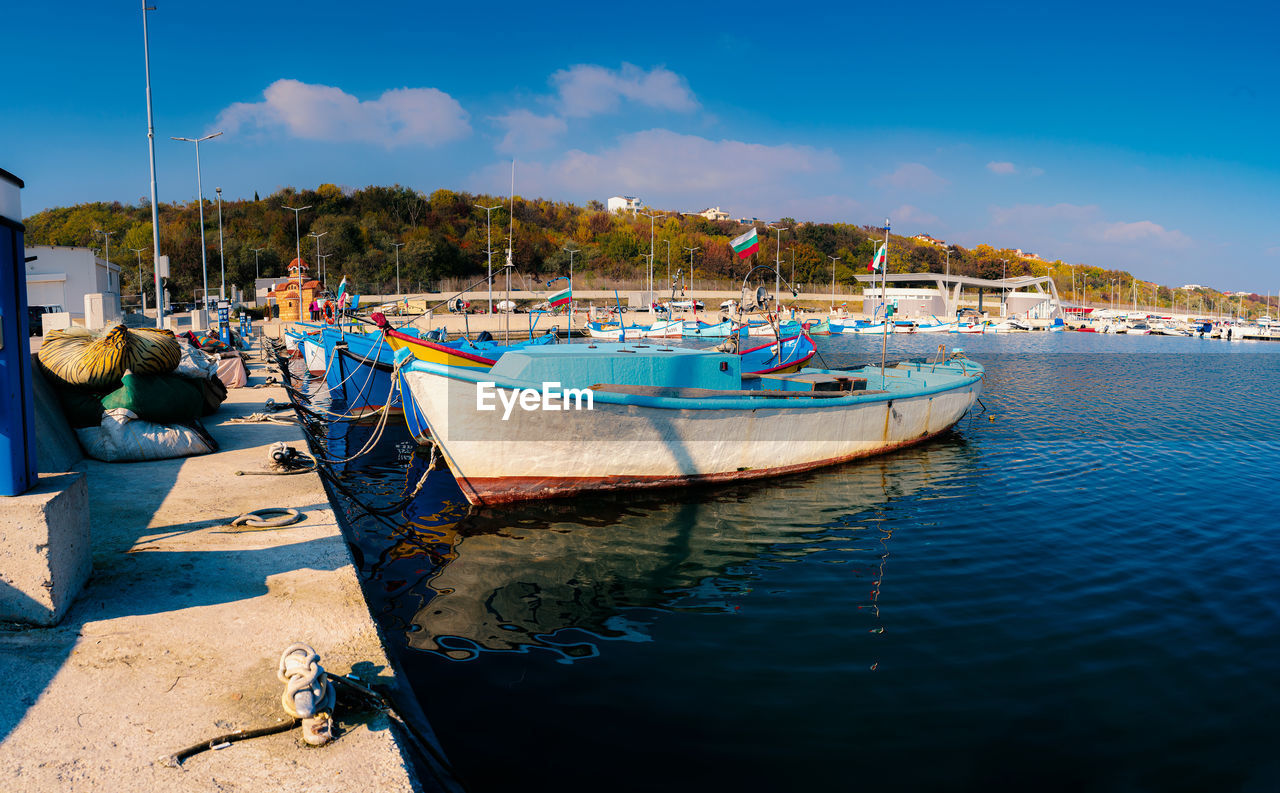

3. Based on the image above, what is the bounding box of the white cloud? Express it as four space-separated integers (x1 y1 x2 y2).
987 161 1017 175
989 203 1191 251
471 129 837 212
892 204 939 226
492 110 567 153
991 203 1098 226
1095 220 1191 247
217 79 470 147
872 163 948 194
551 63 699 118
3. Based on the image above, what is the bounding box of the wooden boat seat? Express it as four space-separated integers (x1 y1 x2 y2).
589 384 886 399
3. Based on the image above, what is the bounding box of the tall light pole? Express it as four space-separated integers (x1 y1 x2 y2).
141 1 164 327
318 253 332 294
769 223 789 298
282 204 311 321
309 231 328 295
945 245 952 278
661 238 672 292
682 246 700 292
171 130 222 319
390 241 405 297
829 255 841 310
1000 258 1008 316
639 211 663 309
475 204 502 313
251 247 265 280
564 246 579 315
129 247 147 308
214 186 226 300
93 228 114 276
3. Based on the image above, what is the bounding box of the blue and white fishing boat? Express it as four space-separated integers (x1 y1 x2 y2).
587 318 683 340
682 319 749 338
325 325 555 443
399 344 983 504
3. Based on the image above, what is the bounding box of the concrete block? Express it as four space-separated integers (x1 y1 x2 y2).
166 316 182 333
40 312 71 335
84 293 106 329
191 310 208 333
0 471 91 626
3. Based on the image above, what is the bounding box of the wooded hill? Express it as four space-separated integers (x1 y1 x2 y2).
21 183 1271 316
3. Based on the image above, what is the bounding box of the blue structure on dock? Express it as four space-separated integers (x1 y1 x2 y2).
0 168 37 496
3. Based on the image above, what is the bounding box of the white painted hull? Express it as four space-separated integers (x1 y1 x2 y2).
914 323 956 333
588 319 683 340
302 336 326 374
402 365 982 505
842 323 888 334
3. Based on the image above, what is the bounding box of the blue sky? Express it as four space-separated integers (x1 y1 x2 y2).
4 1 1278 290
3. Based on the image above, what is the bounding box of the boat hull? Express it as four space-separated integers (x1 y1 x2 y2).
402 360 982 505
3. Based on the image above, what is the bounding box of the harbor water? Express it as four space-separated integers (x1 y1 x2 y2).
325 333 1280 792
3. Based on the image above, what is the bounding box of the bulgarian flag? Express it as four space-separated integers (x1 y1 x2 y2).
731 227 760 259
868 244 887 272
547 277 571 307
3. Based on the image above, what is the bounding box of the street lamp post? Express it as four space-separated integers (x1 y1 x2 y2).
129 247 147 310
282 204 312 321
391 241 405 297
309 231 328 297
251 247 265 280
475 204 502 313
93 228 114 282
141 1 164 327
1000 258 1009 316
564 246 579 318
214 187 227 300
661 239 673 292
639 211 663 310
829 255 841 310
171 131 222 320
682 246 700 292
769 223 789 299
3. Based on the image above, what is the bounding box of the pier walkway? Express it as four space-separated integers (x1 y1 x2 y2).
0 344 432 791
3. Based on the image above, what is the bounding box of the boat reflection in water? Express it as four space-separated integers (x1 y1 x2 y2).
377 436 977 663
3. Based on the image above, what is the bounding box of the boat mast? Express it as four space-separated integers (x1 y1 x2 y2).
880 218 890 385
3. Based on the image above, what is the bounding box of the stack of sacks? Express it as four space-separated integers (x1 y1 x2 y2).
35 325 224 462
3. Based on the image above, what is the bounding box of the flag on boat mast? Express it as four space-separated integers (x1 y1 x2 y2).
731 227 760 259
336 275 348 297
868 244 887 272
547 276 571 307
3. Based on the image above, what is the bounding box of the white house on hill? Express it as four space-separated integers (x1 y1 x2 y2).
607 195 641 213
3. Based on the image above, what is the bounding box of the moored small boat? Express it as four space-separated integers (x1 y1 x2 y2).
400 344 983 505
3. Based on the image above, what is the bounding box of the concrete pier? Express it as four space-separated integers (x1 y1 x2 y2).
0 343 437 791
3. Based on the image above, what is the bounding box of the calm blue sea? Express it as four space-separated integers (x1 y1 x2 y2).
327 333 1280 793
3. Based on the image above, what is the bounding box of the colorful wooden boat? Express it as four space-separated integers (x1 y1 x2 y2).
399 344 983 505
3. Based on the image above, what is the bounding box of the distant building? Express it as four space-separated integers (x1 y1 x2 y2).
698 206 730 222
736 217 760 225
24 245 121 320
1015 249 1043 261
607 196 641 213
266 258 320 322
912 234 945 246
1181 283 1205 290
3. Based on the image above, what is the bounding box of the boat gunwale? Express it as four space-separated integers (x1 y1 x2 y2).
402 357 984 412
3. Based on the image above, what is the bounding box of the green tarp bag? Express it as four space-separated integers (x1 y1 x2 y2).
101 371 206 425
